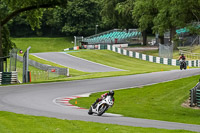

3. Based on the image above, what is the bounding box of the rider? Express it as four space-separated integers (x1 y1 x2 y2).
92 90 115 108
178 54 186 61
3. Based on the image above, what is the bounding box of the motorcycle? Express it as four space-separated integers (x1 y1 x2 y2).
180 60 186 70
88 95 114 116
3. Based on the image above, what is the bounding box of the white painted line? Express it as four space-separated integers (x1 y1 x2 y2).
172 59 176 66
2 68 200 88
135 52 139 58
63 52 124 71
103 113 123 117
149 55 153 62
142 54 146 60
31 54 67 68
156 57 160 63
164 58 168 65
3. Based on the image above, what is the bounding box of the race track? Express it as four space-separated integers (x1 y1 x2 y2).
1 69 200 132
32 52 122 72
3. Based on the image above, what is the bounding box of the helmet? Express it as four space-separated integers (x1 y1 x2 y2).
181 54 184 56
108 90 114 96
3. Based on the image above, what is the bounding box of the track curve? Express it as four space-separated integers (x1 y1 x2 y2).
1 69 200 132
32 52 123 72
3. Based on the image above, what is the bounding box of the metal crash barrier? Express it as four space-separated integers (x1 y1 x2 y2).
0 72 18 85
190 81 200 107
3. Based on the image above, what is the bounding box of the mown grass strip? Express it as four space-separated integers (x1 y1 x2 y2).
29 54 90 77
68 50 178 71
16 50 179 83
0 111 196 133
70 75 200 125
11 37 74 53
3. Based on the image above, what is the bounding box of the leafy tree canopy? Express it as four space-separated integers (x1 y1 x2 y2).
52 0 101 36
0 0 68 57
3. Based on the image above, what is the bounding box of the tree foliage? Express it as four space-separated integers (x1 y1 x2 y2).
100 0 136 29
132 0 200 44
54 0 101 36
0 0 68 57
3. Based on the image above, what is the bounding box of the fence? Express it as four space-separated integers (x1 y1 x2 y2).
107 45 200 67
10 48 18 72
179 50 200 60
190 81 200 107
159 44 173 59
17 55 69 76
0 72 18 85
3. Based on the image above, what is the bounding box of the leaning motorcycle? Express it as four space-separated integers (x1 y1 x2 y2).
88 95 114 116
180 60 186 70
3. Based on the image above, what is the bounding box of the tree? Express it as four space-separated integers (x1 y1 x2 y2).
152 0 200 45
132 0 158 45
52 0 101 36
101 0 136 29
0 0 68 57
133 0 200 45
101 0 151 45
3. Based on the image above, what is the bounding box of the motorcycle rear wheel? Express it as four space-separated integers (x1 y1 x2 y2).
180 63 183 70
88 106 93 115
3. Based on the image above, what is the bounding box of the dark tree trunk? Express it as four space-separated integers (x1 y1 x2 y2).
142 30 147 45
0 23 2 57
159 35 164 44
170 26 176 44
0 23 3 72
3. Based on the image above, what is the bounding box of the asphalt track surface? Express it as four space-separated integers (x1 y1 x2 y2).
1 69 200 132
32 52 122 72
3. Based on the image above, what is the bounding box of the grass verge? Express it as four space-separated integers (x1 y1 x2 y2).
70 75 200 125
23 50 179 83
29 54 90 77
11 37 74 53
141 49 181 59
0 111 196 133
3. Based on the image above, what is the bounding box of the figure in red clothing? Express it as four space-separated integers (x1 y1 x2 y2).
178 54 186 61
178 54 187 70
92 90 115 108
19 49 23 54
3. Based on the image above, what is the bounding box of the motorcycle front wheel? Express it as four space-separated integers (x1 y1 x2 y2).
97 104 108 116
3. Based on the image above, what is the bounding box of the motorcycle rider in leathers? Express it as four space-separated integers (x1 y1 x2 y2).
92 90 115 108
178 54 186 61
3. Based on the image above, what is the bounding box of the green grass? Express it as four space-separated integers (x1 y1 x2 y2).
11 37 74 53
0 111 196 133
141 45 200 60
69 50 178 72
11 37 179 83
13 50 179 83
15 60 66 82
29 54 90 77
141 49 181 59
70 75 200 125
21 50 179 83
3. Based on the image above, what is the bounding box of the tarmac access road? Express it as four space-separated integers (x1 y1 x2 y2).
0 69 200 132
32 52 123 72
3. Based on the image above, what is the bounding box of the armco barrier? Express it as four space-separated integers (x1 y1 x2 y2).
17 55 69 76
64 46 79 51
0 72 18 85
0 72 2 85
189 81 200 107
64 45 200 67
107 45 200 67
